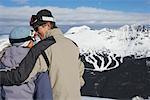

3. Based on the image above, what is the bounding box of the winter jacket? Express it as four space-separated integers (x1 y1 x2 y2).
30 28 85 100
0 36 56 86
34 71 53 100
0 46 35 100
0 44 53 100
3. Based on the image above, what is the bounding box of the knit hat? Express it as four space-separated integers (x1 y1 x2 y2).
30 9 55 29
9 26 34 46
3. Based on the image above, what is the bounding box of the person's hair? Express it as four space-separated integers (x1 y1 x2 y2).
51 22 57 29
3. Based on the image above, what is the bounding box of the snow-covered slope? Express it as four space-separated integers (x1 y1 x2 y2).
65 24 150 71
0 35 10 52
65 24 150 58
82 96 115 100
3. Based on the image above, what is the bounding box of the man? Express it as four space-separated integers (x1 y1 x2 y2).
30 9 85 100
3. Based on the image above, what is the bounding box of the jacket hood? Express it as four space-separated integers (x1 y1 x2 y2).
1 46 29 68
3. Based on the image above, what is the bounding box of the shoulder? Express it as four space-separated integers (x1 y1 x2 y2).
0 46 10 59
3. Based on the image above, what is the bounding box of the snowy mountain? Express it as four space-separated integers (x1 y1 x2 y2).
0 24 150 72
65 25 150 99
65 24 150 72
65 24 150 58
119 24 150 33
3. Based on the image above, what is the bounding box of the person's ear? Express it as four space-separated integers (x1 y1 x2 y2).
47 22 53 29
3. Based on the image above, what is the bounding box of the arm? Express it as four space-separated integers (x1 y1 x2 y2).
72 40 85 87
0 36 55 86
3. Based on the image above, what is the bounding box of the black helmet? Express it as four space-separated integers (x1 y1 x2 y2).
30 9 55 29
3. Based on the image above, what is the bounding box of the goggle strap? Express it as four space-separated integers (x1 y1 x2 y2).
9 36 33 44
42 16 55 22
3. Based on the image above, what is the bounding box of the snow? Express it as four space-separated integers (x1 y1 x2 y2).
64 24 150 72
0 35 10 52
1 24 150 58
81 96 115 100
65 24 150 58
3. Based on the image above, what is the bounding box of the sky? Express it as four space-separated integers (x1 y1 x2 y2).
0 0 150 34
1 0 150 13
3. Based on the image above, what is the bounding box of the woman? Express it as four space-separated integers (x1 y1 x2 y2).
0 27 53 100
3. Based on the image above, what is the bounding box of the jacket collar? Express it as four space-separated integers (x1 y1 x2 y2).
44 28 63 39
